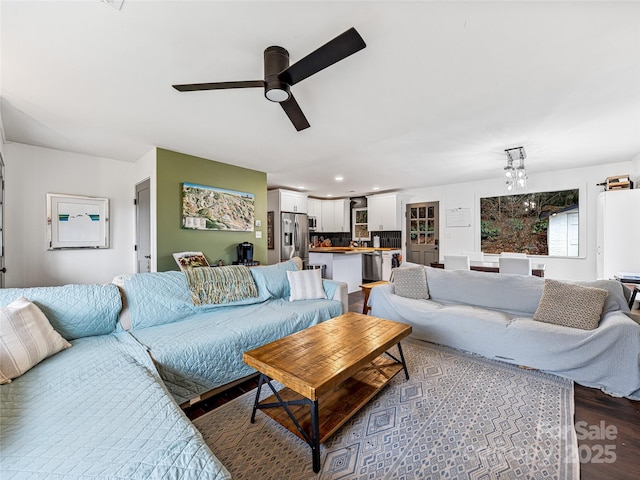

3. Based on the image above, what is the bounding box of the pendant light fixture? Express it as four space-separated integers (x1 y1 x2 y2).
504 147 527 192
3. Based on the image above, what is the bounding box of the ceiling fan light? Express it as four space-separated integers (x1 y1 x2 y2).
265 87 290 102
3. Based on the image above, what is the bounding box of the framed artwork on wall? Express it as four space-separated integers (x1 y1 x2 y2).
47 193 110 249
182 182 254 232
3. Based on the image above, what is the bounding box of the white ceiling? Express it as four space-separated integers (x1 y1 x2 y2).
2 1 639 198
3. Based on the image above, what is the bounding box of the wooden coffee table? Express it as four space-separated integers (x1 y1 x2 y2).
243 312 412 472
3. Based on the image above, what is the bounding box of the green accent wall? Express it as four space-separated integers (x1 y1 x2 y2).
156 148 267 271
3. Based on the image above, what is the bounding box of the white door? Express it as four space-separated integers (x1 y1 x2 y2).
135 179 151 273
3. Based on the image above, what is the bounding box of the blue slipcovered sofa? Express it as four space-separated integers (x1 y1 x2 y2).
0 259 346 478
369 265 640 400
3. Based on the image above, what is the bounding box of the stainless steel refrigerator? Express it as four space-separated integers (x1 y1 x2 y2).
281 212 309 267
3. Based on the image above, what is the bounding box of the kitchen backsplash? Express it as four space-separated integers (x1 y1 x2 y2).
315 231 402 248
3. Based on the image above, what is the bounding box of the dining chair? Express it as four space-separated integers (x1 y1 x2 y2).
463 251 484 262
444 255 471 271
498 257 532 275
500 252 528 258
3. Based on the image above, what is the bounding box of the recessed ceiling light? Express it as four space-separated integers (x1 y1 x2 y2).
326 194 333 197
372 186 380 190
298 186 305 190
335 176 344 182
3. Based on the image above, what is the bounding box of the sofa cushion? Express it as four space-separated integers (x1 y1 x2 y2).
129 297 343 403
534 279 609 330
287 269 327 301
250 259 299 299
123 271 269 330
0 297 71 384
0 284 122 340
392 266 429 299
425 267 544 316
576 279 630 315
0 333 231 478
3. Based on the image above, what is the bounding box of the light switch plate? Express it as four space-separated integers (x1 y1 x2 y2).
255 231 262 239
255 219 262 227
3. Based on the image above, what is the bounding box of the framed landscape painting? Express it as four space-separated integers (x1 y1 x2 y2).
182 183 254 232
47 193 110 249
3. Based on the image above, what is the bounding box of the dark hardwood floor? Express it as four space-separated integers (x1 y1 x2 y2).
184 290 640 479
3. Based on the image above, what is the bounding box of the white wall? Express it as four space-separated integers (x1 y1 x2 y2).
401 160 635 281
4 143 135 287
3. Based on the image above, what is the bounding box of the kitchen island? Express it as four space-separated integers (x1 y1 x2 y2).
309 248 364 294
309 247 399 293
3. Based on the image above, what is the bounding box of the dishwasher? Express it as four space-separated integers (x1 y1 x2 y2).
362 251 383 282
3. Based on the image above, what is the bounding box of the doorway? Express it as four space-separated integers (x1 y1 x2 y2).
135 179 151 273
405 201 439 266
0 152 5 287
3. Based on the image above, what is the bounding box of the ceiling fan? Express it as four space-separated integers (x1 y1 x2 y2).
172 28 366 131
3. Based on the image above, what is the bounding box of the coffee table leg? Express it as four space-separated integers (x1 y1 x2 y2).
397 342 409 380
311 399 321 473
250 373 266 423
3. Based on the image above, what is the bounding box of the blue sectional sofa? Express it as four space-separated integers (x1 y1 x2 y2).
369 265 640 400
0 259 346 478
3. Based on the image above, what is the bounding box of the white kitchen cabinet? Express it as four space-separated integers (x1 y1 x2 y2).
596 189 640 279
367 193 402 231
320 201 335 232
275 189 307 213
307 198 322 230
320 199 350 232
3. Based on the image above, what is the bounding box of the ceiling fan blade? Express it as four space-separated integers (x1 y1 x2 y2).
172 80 264 92
280 95 310 131
278 27 366 86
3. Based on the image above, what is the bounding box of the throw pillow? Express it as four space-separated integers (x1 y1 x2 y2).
392 266 429 299
0 297 72 384
287 269 327 301
533 279 609 330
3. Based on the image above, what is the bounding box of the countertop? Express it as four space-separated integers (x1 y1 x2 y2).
309 247 400 254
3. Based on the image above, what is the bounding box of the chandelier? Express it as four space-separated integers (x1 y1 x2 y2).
504 146 527 192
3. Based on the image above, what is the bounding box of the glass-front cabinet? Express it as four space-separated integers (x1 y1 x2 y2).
353 208 370 241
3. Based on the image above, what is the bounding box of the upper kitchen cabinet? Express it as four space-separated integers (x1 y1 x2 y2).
269 189 307 213
367 193 403 231
320 199 350 232
307 198 323 231
307 198 322 218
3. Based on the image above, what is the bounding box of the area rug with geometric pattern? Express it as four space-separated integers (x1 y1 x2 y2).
193 338 579 480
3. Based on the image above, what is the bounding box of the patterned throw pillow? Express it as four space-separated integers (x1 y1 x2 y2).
0 297 72 384
287 269 327 301
392 267 429 299
533 279 609 330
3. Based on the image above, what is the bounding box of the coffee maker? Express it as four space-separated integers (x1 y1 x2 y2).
236 242 254 264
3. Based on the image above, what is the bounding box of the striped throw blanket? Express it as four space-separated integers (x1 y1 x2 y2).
184 266 258 305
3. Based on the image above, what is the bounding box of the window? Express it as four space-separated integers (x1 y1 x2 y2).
480 189 579 256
